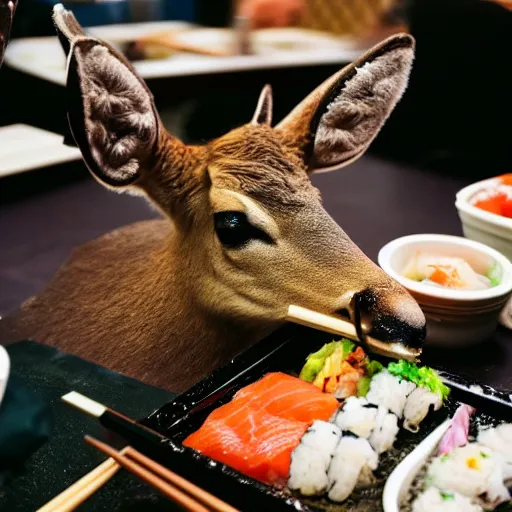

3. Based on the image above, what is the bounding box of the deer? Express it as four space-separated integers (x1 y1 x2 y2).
0 5 426 393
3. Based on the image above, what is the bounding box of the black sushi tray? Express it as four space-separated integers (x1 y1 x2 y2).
140 324 512 512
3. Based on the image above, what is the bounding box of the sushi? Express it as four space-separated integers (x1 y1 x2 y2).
287 421 379 502
409 409 512 512
331 396 378 439
404 386 443 433
185 342 450 506
412 487 483 512
366 360 449 429
327 433 379 502
330 397 399 454
183 372 339 484
426 443 510 507
366 369 417 418
369 405 400 454
478 425 512 464
288 420 341 496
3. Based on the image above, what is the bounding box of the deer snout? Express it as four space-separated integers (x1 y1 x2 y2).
350 288 426 349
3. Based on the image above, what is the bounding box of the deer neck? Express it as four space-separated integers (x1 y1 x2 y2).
114 225 271 391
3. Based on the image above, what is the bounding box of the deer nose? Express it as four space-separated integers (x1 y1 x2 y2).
351 289 426 349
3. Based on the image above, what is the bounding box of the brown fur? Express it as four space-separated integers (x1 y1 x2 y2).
0 10 425 392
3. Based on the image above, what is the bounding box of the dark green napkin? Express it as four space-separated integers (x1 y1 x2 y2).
0 374 53 472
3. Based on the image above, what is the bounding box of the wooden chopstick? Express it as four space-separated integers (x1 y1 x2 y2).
287 304 360 340
36 451 125 512
286 304 421 361
124 447 239 512
86 436 239 512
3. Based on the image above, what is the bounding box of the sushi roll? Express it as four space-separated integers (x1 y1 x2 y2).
288 420 341 496
327 433 378 502
412 487 483 512
331 396 378 439
368 405 400 454
478 424 512 463
366 369 416 418
426 443 510 507
404 386 443 433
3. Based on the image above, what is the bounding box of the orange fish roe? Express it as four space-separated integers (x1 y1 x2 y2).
472 177 512 218
499 174 512 186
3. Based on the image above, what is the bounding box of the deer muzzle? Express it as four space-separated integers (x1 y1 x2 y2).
350 288 426 355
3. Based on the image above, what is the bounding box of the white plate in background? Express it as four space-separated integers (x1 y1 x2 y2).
0 124 81 178
4 22 368 86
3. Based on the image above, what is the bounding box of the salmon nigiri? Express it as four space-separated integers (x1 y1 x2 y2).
183 372 339 484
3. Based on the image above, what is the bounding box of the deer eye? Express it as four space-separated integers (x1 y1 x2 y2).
214 212 273 249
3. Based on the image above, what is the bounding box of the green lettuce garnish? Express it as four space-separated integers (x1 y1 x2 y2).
357 376 371 397
488 262 502 287
387 360 450 400
357 360 384 397
299 339 355 383
366 360 384 378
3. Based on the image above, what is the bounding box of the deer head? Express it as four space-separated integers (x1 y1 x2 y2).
53 5 426 358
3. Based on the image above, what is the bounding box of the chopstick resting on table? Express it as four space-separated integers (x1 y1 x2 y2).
36 451 125 512
38 439 239 512
86 437 239 512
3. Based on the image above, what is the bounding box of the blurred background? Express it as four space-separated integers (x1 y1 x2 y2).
1 0 511 178
1 0 512 313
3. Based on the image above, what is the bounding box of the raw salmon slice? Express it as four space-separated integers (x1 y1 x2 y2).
183 372 339 483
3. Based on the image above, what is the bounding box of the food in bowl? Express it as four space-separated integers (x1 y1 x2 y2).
402 252 501 291
471 174 512 219
401 405 512 512
183 341 449 503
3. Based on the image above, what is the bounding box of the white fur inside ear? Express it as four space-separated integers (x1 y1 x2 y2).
75 43 157 184
313 46 413 169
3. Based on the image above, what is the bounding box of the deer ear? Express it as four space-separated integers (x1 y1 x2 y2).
251 84 273 126
53 4 159 188
276 34 414 173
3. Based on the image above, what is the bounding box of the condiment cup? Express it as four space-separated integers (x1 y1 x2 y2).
378 234 512 347
456 177 512 260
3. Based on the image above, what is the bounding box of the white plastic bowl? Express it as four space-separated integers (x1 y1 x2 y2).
456 177 512 260
378 234 512 347
382 420 451 512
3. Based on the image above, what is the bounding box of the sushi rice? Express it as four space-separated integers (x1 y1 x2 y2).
288 420 341 496
426 443 510 507
404 386 443 433
327 433 379 503
479 424 512 464
366 370 417 418
288 422 379 502
412 487 483 512
331 396 378 439
369 405 400 454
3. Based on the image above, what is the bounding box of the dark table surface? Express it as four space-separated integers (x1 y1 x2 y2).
1 154 512 511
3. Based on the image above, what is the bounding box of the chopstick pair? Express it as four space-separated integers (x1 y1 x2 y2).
36 452 124 512
37 439 239 512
